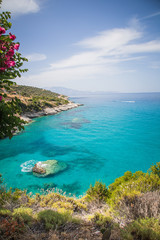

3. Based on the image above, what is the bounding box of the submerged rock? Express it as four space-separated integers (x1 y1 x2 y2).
32 160 67 177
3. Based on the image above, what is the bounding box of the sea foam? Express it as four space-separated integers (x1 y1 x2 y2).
20 160 37 172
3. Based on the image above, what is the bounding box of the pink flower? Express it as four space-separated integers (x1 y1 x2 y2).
9 33 16 40
1 45 7 51
14 43 20 50
0 96 2 101
9 60 15 67
6 49 14 57
0 67 6 71
0 26 6 34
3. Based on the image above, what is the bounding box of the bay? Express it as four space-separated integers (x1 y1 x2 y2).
0 92 160 196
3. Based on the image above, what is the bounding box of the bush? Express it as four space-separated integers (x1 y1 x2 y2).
117 190 160 219
0 218 25 239
0 188 24 208
121 218 160 240
86 181 110 202
0 208 12 217
93 212 112 233
150 162 160 178
108 171 160 208
37 209 80 230
13 207 33 224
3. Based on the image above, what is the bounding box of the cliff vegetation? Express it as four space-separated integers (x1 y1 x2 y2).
6 85 69 113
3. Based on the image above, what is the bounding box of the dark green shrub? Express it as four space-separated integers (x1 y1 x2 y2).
150 162 160 178
86 181 110 202
121 218 160 240
37 209 80 230
13 207 33 224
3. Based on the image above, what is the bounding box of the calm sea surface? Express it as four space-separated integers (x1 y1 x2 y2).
0 93 160 196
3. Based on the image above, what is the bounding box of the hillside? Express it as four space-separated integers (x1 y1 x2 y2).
7 85 69 114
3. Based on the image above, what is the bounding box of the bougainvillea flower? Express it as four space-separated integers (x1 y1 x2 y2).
9 33 16 40
0 67 6 71
6 49 14 57
0 26 6 34
14 43 20 50
1 45 7 51
0 96 2 101
9 61 15 67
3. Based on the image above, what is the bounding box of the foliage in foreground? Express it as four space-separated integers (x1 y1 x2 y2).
37 209 80 230
0 11 28 139
121 218 160 240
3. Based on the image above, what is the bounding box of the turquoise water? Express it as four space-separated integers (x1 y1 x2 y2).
0 93 160 196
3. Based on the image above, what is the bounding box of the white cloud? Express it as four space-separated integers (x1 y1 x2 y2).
141 11 160 20
50 27 160 70
26 53 47 62
1 0 40 15
18 22 160 91
76 28 142 50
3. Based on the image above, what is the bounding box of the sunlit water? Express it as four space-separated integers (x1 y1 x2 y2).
0 93 160 196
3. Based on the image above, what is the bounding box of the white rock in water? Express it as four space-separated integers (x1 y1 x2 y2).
32 159 67 177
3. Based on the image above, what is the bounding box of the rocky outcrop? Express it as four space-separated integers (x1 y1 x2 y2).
32 163 46 174
21 102 83 122
32 160 67 177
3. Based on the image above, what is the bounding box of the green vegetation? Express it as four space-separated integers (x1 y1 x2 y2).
121 218 160 240
0 12 28 139
12 207 33 224
38 209 80 230
0 162 160 239
86 181 110 202
7 85 69 113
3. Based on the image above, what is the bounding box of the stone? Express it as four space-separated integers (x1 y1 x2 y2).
32 160 67 177
32 163 46 174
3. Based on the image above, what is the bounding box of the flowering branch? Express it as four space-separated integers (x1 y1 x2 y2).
0 11 28 139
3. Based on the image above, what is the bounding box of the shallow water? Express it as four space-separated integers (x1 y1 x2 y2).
0 93 160 196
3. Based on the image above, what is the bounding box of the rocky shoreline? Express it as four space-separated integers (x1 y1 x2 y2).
20 102 82 122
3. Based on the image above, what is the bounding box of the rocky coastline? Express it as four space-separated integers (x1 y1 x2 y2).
20 102 82 123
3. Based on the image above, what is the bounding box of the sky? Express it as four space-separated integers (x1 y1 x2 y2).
1 0 160 92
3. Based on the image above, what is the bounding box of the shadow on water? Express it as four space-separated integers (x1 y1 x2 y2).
41 144 76 158
70 155 106 172
0 136 47 160
60 181 82 196
0 136 76 160
61 117 90 129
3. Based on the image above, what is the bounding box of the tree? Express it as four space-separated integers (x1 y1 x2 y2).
0 11 28 139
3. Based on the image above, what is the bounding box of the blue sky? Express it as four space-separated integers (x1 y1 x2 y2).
1 0 160 92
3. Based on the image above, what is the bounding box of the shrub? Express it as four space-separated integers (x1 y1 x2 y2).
108 171 160 209
37 209 80 230
150 162 160 178
0 218 25 239
86 181 110 202
121 218 160 240
0 208 12 217
13 207 33 224
93 212 112 233
117 190 160 219
0 188 25 208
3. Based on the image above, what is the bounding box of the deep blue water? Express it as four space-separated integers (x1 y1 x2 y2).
0 93 160 196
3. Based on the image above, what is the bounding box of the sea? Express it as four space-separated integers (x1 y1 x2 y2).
0 92 160 197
